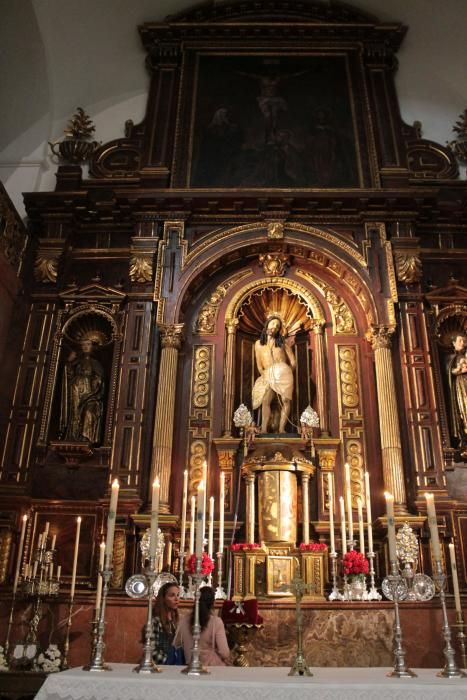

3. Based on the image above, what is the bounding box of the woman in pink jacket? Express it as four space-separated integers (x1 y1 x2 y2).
173 586 231 666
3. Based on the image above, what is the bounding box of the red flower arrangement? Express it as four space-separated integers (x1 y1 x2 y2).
230 543 261 551
342 550 369 579
299 542 328 552
186 552 215 576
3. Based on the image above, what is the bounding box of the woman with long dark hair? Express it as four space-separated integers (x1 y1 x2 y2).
173 586 231 666
152 582 181 664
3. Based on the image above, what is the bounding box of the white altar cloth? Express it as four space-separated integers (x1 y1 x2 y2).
34 663 466 700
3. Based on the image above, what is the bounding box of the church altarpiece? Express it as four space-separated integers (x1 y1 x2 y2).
0 0 466 669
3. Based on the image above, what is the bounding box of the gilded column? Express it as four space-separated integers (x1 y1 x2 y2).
150 323 184 512
223 318 239 437
245 473 255 543
313 320 329 435
366 325 408 513
302 473 310 544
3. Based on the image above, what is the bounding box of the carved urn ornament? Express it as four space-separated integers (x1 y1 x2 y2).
447 109 467 166
49 108 99 164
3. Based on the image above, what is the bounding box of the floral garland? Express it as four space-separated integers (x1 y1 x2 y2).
230 543 261 551
186 552 214 576
299 542 328 552
342 550 369 579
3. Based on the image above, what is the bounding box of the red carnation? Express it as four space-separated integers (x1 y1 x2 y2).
186 552 215 576
342 550 369 577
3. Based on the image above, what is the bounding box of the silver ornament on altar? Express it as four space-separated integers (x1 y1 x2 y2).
139 528 165 562
233 403 253 428
125 571 178 600
299 405 320 429
397 522 434 602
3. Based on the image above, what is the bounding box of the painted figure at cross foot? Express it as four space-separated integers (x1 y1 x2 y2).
59 338 105 445
447 333 467 456
252 316 296 433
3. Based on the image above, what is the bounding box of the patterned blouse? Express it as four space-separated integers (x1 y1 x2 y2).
152 616 176 664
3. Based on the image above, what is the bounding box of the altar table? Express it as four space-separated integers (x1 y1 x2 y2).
34 663 466 700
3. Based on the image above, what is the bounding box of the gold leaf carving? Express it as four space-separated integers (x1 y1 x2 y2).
193 346 211 409
110 529 126 589
267 221 284 239
259 252 289 276
130 254 153 283
160 323 184 349
34 255 58 283
195 271 251 335
394 252 422 285
0 529 12 584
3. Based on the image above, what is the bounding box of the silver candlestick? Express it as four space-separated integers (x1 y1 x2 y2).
328 552 342 601
432 559 466 678
83 563 113 672
133 557 160 674
452 611 466 671
383 560 416 678
178 551 187 598
215 551 226 600
182 556 209 676
366 551 381 601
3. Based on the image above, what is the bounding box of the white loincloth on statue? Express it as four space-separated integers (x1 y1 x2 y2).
252 362 293 409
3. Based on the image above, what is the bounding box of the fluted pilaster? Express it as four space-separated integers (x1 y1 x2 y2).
223 318 239 436
245 473 255 543
312 320 329 435
150 323 184 511
366 325 407 513
302 473 310 544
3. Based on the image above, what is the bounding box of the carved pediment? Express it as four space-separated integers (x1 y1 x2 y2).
425 284 467 305
59 284 127 305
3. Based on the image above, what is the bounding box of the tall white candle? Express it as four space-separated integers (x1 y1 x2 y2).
180 470 188 554
56 565 61 581
189 495 196 554
425 493 441 561
339 496 347 554
95 540 106 617
384 492 397 563
50 534 57 552
357 497 365 554
149 477 160 562
208 496 214 558
70 516 81 600
195 480 205 558
219 471 225 554
327 473 335 554
13 515 28 595
364 471 374 554
344 462 353 545
448 543 462 615
105 479 120 566
43 521 50 542
202 461 207 539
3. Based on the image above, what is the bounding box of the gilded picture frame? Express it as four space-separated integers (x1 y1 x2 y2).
177 51 372 189
267 555 294 596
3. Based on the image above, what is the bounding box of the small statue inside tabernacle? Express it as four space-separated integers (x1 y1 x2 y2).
446 333 467 455
252 316 296 433
59 337 105 444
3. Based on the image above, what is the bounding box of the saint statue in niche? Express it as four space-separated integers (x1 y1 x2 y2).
446 333 467 456
252 316 296 433
59 337 105 445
